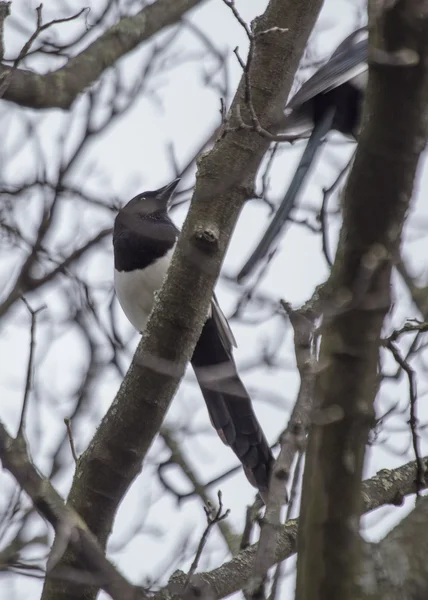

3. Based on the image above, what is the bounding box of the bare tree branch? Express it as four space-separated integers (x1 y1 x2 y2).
296 4 428 600
0 228 111 321
0 421 146 600
359 496 428 600
159 427 239 554
383 338 424 492
161 456 428 600
183 492 230 590
0 0 206 109
245 295 319 597
40 1 324 599
17 299 45 438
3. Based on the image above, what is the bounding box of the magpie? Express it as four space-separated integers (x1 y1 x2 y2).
237 27 368 281
113 179 274 499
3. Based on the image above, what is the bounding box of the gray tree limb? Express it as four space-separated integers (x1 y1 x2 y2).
1 414 424 600
159 427 240 555
161 457 428 600
295 2 428 600
0 421 145 600
245 296 319 597
0 0 205 109
0 228 112 321
360 496 428 600
41 1 324 600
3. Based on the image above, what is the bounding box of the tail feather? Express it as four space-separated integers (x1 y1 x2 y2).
191 316 274 497
237 106 336 282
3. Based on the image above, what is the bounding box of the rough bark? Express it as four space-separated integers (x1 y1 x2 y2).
161 457 428 600
296 2 428 600
0 423 143 600
360 496 428 600
2 418 425 600
40 1 324 600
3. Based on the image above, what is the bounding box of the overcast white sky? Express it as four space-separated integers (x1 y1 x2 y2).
1 0 428 598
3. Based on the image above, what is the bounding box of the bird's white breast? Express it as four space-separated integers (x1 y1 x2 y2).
114 248 174 333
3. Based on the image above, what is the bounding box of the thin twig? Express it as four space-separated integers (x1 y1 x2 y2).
158 427 237 553
240 496 264 551
64 418 78 463
18 299 45 438
184 491 230 590
387 319 428 342
384 339 425 494
15 6 86 66
0 4 86 98
221 0 252 39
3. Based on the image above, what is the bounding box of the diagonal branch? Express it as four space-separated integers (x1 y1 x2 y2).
0 0 206 109
159 427 239 554
0 228 112 321
0 421 145 600
17 299 45 437
41 2 324 600
160 456 428 600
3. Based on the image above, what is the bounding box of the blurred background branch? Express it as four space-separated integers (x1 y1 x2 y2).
1 1 428 600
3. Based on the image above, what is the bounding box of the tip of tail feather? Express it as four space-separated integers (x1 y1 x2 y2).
244 456 275 504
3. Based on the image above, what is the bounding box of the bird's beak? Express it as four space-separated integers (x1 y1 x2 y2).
156 178 181 208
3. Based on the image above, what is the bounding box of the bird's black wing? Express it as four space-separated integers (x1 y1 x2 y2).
287 32 368 111
238 28 368 278
191 305 274 500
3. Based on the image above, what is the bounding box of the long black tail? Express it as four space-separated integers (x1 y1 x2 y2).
191 316 274 499
237 107 336 282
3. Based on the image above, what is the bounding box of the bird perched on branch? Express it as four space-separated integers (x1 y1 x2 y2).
113 179 274 500
237 27 368 282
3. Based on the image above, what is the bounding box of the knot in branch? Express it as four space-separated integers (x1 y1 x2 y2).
192 225 220 253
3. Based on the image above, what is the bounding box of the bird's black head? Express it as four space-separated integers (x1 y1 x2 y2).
113 178 180 272
122 178 181 219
